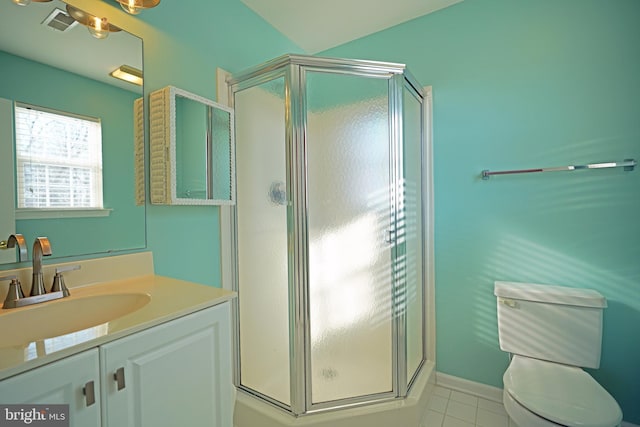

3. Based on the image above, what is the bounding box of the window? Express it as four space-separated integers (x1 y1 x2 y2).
14 103 103 210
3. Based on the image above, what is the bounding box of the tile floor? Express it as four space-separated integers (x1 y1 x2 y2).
420 386 518 427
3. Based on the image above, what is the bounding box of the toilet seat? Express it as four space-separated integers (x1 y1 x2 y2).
503 355 622 427
504 390 563 427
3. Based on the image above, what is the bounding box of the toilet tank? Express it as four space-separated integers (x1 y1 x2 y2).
494 281 607 369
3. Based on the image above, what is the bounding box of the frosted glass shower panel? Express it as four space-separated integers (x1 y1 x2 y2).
403 86 425 386
234 78 291 406
306 71 394 404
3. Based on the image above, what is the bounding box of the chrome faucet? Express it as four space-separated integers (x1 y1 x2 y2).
2 237 75 309
0 233 27 262
30 237 52 296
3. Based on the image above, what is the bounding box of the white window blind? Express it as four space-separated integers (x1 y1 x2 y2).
14 103 103 209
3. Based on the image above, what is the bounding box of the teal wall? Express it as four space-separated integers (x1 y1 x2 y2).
0 50 145 262
322 0 640 422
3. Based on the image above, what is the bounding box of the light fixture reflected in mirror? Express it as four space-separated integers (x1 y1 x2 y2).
110 65 143 86
11 0 52 6
66 4 121 39
115 0 159 15
87 16 109 39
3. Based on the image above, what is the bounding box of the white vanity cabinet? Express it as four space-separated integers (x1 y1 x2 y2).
0 302 233 427
0 349 102 427
100 303 233 427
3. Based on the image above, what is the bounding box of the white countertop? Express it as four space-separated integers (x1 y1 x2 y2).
0 270 236 381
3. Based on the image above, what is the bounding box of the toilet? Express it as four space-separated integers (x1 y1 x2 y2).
494 281 623 427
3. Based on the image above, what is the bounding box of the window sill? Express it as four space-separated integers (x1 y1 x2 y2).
16 208 113 220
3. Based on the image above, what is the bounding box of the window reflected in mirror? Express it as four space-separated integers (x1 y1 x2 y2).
14 103 104 211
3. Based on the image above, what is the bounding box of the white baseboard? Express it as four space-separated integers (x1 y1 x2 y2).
435 372 503 403
435 372 639 427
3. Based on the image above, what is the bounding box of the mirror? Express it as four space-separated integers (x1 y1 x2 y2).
149 86 235 205
0 0 145 264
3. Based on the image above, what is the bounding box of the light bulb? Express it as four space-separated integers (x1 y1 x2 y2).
12 0 32 6
88 16 109 39
120 0 141 15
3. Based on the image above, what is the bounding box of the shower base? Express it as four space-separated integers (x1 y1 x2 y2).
233 360 435 427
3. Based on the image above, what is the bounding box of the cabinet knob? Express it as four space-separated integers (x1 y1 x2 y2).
83 380 96 406
114 367 126 391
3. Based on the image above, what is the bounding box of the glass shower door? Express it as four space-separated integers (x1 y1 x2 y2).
305 70 395 405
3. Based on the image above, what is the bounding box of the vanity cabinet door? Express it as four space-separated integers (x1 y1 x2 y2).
0 348 101 427
100 303 233 427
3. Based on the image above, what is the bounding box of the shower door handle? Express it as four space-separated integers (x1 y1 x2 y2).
384 229 396 244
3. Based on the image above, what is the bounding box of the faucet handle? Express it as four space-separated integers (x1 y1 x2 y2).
50 265 80 297
56 264 81 274
1 275 25 309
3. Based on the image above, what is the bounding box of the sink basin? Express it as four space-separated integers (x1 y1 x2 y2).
0 293 151 348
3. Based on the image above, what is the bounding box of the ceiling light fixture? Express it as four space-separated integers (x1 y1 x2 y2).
115 0 160 15
66 4 121 39
110 65 143 86
11 0 52 6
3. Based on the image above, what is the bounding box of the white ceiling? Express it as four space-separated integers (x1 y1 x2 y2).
240 0 463 53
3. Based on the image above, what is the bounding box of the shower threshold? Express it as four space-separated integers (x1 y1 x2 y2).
233 361 435 427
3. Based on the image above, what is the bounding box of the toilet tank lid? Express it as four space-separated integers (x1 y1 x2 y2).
494 281 607 308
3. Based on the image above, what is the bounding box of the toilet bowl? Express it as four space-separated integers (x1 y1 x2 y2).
503 355 622 427
494 281 624 427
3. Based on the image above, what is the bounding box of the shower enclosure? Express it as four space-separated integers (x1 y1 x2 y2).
227 54 429 416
